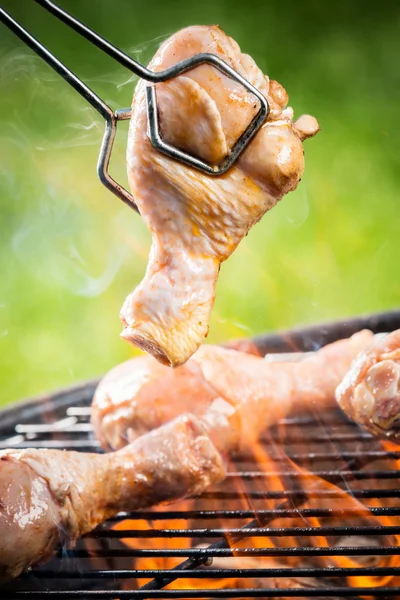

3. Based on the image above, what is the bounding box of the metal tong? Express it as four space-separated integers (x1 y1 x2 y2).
0 0 269 214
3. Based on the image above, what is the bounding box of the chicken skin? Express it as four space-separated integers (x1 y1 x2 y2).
336 330 400 441
0 415 224 584
121 25 319 367
92 330 373 453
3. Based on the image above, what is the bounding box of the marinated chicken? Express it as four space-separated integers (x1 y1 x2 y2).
92 330 373 453
121 25 319 367
336 330 400 441
0 414 224 584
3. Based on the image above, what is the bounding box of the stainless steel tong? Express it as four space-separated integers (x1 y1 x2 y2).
0 0 269 214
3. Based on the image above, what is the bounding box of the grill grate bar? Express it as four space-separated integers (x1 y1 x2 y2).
220 469 400 480
277 414 361 427
66 407 92 416
200 488 400 500
60 545 400 558
7 416 375 442
8 441 399 463
1 438 376 450
15 416 78 433
15 422 93 434
89 524 400 538
264 431 374 444
0 440 101 450
224 449 400 463
6 587 400 597
105 506 400 521
0 428 375 445
24 566 400 579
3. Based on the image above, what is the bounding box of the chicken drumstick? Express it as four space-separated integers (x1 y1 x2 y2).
336 330 400 441
0 414 225 584
92 330 374 453
121 25 319 367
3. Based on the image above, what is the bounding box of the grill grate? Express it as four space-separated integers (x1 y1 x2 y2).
2 311 400 599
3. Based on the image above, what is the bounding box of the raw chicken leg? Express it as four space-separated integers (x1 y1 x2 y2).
121 25 319 367
0 414 225 584
336 330 400 441
92 330 373 452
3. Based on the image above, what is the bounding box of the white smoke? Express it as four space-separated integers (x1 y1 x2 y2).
10 184 134 298
1 31 174 299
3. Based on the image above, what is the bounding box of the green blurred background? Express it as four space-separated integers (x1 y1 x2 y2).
0 0 399 407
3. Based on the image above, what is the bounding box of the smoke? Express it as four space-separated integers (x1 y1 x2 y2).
35 108 104 150
0 29 171 150
0 112 134 301
10 184 131 298
0 51 54 83
1 31 174 300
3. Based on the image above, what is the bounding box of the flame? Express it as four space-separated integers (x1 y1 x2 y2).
113 510 190 586
112 414 400 594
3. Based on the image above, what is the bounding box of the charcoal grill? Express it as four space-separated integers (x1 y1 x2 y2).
2 310 400 599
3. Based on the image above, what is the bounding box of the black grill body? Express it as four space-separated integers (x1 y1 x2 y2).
1 310 400 599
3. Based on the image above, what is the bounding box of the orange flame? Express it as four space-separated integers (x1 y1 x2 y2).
112 415 400 594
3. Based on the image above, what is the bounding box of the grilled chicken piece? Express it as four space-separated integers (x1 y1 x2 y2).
92 330 373 453
121 25 319 367
336 330 400 441
0 414 224 584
